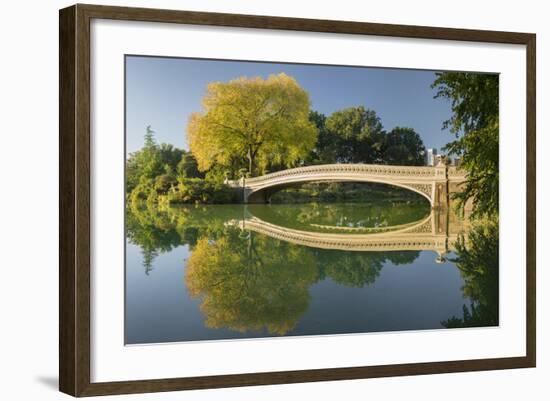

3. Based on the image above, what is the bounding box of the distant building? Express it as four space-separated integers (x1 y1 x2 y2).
425 148 438 166
451 156 463 167
434 154 445 166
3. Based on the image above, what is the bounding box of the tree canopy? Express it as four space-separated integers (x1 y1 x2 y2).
304 107 426 167
126 127 235 206
382 127 426 166
324 106 385 164
126 72 448 206
187 73 318 177
126 127 183 194
432 72 499 216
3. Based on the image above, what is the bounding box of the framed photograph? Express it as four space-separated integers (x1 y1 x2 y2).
59 4 536 397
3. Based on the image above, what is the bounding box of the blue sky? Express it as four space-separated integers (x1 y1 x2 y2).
125 55 456 156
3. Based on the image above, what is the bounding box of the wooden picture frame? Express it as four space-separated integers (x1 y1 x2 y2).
59 3 536 397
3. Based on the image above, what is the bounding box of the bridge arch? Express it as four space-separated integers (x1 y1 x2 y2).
225 208 468 258
226 163 466 209
246 178 433 206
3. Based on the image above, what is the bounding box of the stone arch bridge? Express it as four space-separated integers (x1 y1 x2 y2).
226 164 467 208
226 209 469 261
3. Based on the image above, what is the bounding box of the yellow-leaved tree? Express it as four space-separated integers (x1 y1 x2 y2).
187 73 318 177
185 231 319 335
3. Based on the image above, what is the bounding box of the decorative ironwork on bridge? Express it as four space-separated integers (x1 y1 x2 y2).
225 163 467 208
226 209 470 263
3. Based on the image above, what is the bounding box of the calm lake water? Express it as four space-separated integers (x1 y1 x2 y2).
125 201 498 344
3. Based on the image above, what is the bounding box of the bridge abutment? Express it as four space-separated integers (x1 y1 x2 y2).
433 181 449 209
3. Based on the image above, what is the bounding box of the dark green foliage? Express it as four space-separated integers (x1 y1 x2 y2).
432 72 499 217
324 106 385 163
305 111 333 164
270 182 427 204
382 127 426 166
168 178 237 204
126 204 182 274
158 143 184 170
177 153 203 178
432 73 498 134
304 108 426 168
317 250 420 288
126 127 183 193
126 126 235 205
144 125 156 148
154 174 177 195
442 217 499 328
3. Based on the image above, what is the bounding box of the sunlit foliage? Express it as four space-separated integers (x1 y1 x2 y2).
186 232 319 335
187 73 318 177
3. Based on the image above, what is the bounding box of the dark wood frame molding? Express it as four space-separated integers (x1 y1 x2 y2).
59 3 536 397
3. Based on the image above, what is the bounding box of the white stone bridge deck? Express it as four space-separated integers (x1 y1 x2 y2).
226 163 467 208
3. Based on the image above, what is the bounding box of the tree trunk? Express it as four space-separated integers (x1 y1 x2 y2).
247 146 254 176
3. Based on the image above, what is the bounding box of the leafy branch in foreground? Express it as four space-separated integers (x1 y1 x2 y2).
432 72 499 217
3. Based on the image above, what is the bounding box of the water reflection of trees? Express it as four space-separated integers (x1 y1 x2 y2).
126 205 181 274
126 205 498 335
126 204 242 273
315 249 419 288
247 201 429 232
442 217 499 328
185 229 420 335
186 232 318 335
126 205 423 334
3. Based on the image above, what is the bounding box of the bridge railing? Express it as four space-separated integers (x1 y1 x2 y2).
447 166 467 179
225 216 455 254
226 163 444 187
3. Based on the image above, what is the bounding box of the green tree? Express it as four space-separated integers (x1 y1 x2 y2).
318 251 384 287
177 152 202 178
442 217 499 328
126 205 182 274
158 143 183 170
126 126 183 193
169 178 236 204
186 231 319 335
126 204 246 272
432 72 499 216
317 250 420 288
323 106 385 163
144 125 156 147
382 127 426 166
305 111 334 164
154 173 177 195
187 73 318 177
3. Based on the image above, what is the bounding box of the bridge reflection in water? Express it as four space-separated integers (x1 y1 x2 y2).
226 208 469 263
125 202 497 344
